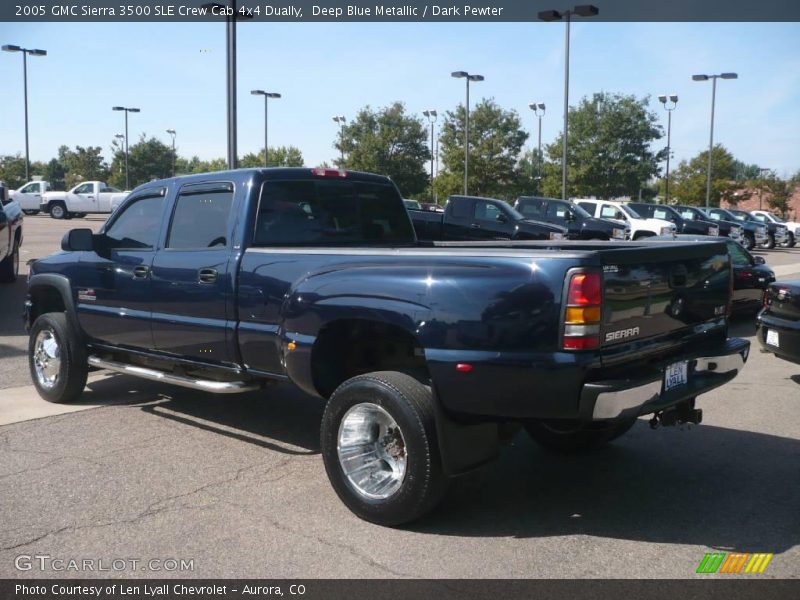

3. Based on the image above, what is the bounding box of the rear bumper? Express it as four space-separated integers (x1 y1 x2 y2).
757 312 800 365
426 336 750 421
584 339 749 420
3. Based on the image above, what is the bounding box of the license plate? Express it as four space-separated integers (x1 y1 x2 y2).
709 226 719 236
549 232 564 240
664 361 688 391
766 329 780 348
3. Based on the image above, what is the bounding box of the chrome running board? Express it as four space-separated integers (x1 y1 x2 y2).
88 356 260 394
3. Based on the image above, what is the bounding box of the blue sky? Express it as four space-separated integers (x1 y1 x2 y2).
1 21 798 178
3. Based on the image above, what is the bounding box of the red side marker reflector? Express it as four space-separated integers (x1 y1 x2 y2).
456 363 473 373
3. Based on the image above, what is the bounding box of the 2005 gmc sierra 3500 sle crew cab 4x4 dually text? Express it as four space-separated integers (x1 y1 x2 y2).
24 167 750 525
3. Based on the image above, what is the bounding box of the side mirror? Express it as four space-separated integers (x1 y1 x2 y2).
61 228 94 252
564 211 576 222
496 213 508 223
754 256 766 265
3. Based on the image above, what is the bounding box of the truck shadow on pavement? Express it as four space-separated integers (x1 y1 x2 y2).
415 422 800 553
82 376 323 455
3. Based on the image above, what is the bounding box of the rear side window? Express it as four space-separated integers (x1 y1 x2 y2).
449 198 471 219
518 199 544 218
253 179 413 246
168 183 234 249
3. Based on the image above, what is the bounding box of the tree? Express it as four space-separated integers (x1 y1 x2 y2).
436 98 528 201
669 145 744 206
59 145 109 188
541 92 664 199
107 135 174 188
336 102 430 197
0 155 28 189
239 146 304 168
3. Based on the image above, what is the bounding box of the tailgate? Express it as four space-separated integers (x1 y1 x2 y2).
767 282 800 320
599 241 730 347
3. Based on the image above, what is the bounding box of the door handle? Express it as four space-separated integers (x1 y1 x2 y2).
87 196 95 200
132 265 150 279
470 223 481 229
198 268 218 284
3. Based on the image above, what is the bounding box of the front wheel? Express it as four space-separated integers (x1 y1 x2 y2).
28 313 88 403
320 371 446 526
22 209 40 216
525 417 638 453
740 233 755 251
780 232 795 248
760 234 775 250
49 203 67 219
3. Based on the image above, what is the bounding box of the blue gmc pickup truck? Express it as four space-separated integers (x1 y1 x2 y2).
25 167 750 525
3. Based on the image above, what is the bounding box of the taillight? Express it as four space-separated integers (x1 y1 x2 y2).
310 167 347 178
563 272 602 351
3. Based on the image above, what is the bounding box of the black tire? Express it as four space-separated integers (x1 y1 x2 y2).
760 234 775 250
28 313 88 404
321 371 446 526
525 417 638 453
22 209 40 216
75 212 87 218
0 238 19 283
780 232 795 248
741 233 755 251
49 202 67 219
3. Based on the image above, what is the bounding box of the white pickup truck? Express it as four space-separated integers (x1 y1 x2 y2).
41 181 128 219
574 199 677 239
10 180 52 215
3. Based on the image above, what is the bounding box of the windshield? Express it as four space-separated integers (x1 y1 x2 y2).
728 209 756 223
506 203 527 221
570 203 592 218
763 213 784 223
619 204 643 219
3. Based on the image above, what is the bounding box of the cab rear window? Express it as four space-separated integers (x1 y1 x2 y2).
253 179 414 246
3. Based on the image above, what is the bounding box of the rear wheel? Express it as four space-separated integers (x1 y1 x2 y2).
525 417 638 453
0 239 19 283
22 209 40 216
321 371 446 526
49 202 67 219
28 313 88 403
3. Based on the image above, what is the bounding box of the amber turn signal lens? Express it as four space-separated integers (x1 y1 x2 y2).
565 306 601 324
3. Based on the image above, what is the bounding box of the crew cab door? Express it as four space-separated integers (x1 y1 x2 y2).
73 189 166 348
71 182 97 212
471 199 515 239
149 181 236 365
442 197 475 240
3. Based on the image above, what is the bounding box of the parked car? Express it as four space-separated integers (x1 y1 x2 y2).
699 207 767 251
628 202 719 236
750 210 799 248
41 181 128 219
403 199 422 210
10 179 52 215
648 235 775 316
26 167 749 525
758 281 800 365
725 208 788 250
514 196 629 240
574 199 676 239
0 192 23 282
674 205 743 242
411 194 567 241
419 202 444 212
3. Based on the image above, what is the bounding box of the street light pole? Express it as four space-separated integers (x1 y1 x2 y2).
451 71 484 195
2 44 47 182
692 72 737 208
251 90 281 167
657 94 678 203
538 5 599 200
112 106 140 189
166 129 177 177
332 115 346 163
529 102 546 194
422 110 438 202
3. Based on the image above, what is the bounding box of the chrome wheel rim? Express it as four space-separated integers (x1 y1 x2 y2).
51 205 63 218
337 403 407 500
33 329 61 389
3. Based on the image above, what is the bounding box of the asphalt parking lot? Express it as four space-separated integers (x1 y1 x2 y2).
1 214 799 578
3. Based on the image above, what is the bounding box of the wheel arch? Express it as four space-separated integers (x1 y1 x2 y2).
26 274 83 340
